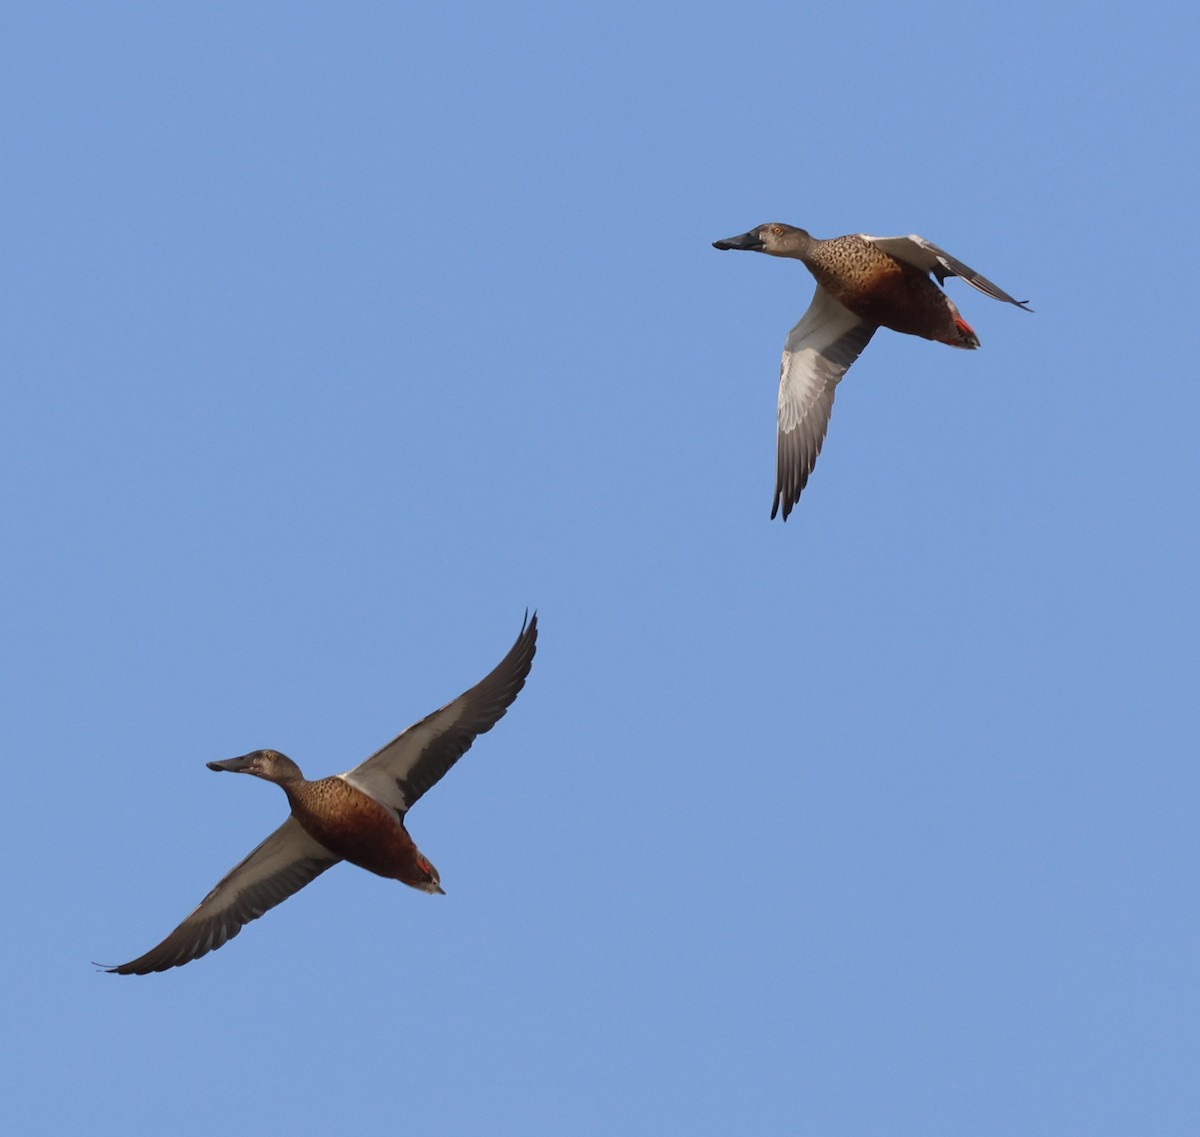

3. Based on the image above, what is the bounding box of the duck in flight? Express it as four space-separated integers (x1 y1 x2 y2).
106 613 537 974
713 225 1031 520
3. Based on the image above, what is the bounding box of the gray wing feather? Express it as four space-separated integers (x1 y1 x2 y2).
862 234 1033 310
773 287 876 520
107 817 340 975
340 613 538 815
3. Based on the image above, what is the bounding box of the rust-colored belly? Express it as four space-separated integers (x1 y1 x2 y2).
286 777 425 883
813 246 958 343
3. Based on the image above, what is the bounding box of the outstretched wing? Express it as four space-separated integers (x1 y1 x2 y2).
107 817 340 975
773 286 876 521
862 234 1033 310
339 613 538 816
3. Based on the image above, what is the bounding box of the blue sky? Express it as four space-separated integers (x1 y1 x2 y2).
4 3 1198 1134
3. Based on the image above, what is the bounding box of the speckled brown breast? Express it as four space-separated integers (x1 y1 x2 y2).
807 235 960 343
285 776 424 883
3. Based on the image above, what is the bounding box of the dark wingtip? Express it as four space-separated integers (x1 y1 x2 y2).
97 960 140 976
517 610 538 650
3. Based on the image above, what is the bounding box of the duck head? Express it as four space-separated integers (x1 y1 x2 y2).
713 223 814 258
207 749 304 785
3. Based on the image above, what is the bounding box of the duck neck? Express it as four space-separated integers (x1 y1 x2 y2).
275 774 309 810
778 229 817 264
